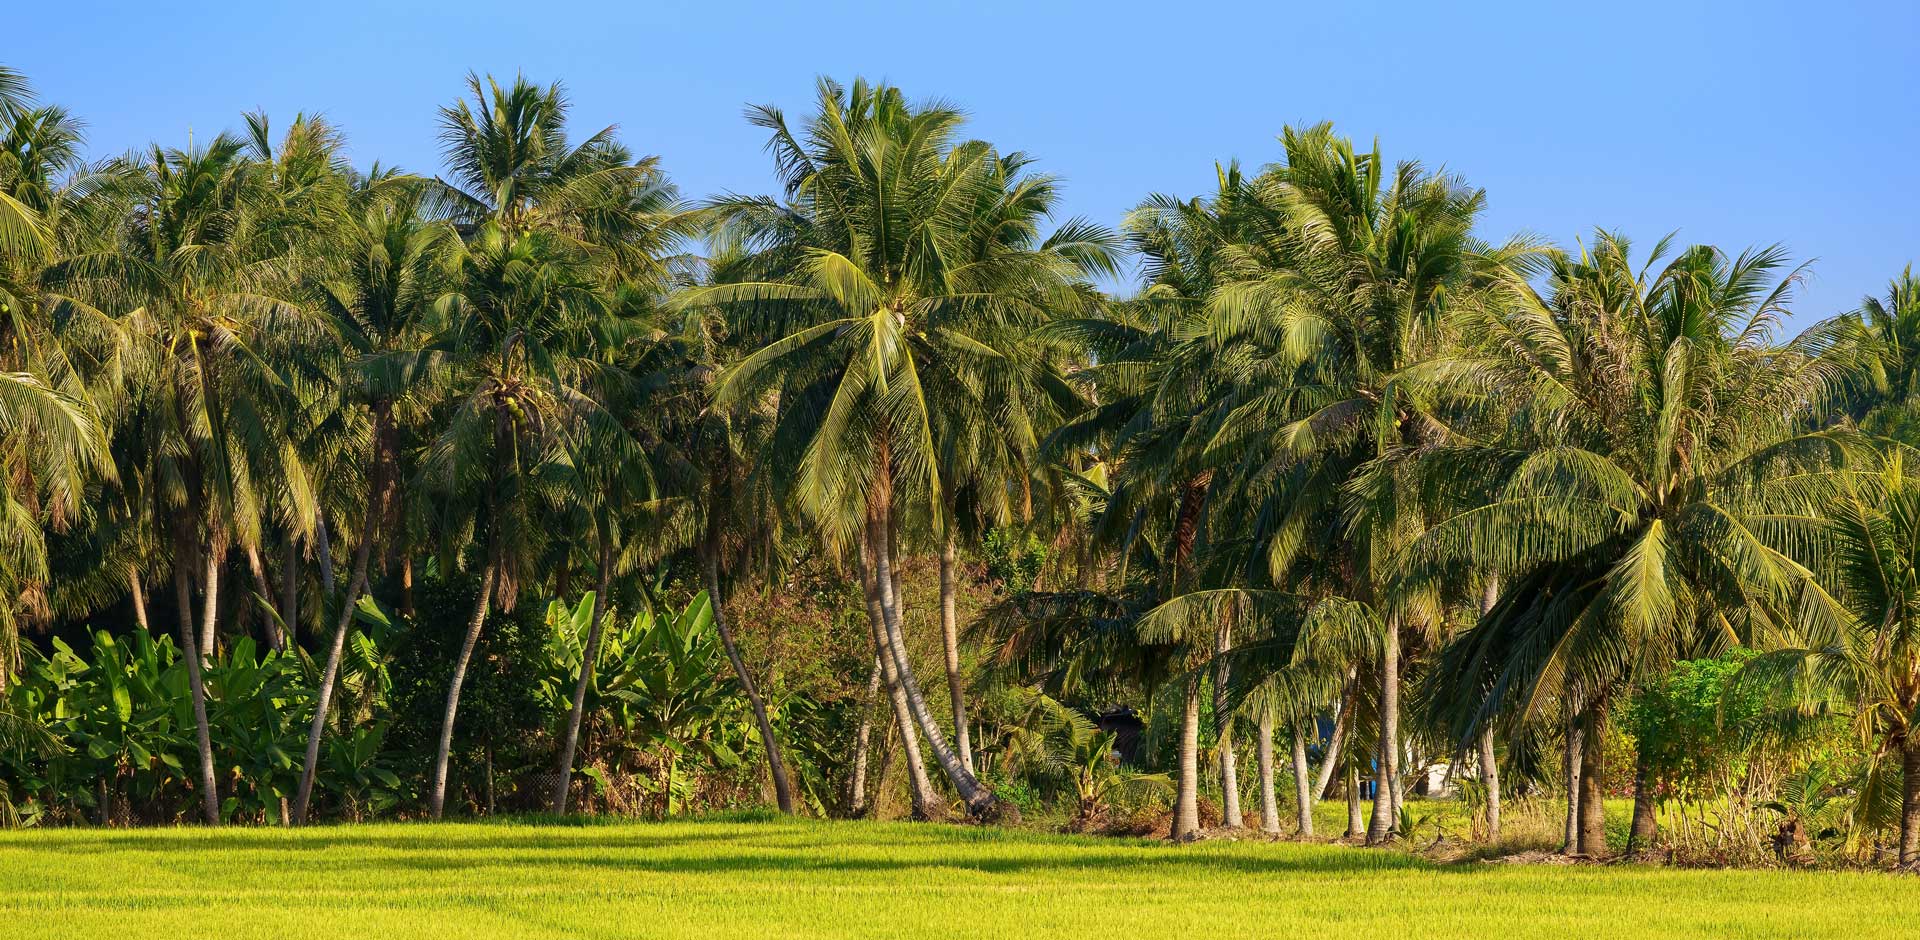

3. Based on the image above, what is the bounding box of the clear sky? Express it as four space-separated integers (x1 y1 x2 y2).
11 0 1917 322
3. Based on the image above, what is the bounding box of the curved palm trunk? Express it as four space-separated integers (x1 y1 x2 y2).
1478 726 1501 844
864 490 995 817
244 543 280 651
1365 623 1400 845
551 531 613 814
428 561 497 820
1255 711 1279 834
1562 709 1585 854
1626 739 1658 858
857 552 932 819
173 556 219 825
847 658 882 817
1215 618 1241 828
1292 720 1315 837
705 554 796 815
1314 677 1354 800
938 532 975 776
128 572 150 633
293 418 391 824
1172 675 1202 838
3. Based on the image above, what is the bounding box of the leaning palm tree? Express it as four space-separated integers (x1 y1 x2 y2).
1404 232 1858 858
695 78 1114 818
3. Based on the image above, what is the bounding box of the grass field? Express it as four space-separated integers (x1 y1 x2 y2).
3 815 1915 939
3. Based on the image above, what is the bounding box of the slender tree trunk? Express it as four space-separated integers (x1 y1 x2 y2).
315 515 335 596
1315 676 1354 800
551 530 613 814
400 555 414 618
1172 675 1202 838
1562 709 1584 854
706 553 796 814
1627 737 1659 859
1256 711 1279 834
1900 735 1920 869
1344 765 1364 838
1215 616 1241 828
128 571 150 633
1578 708 1609 858
280 533 299 643
1366 622 1400 845
858 552 932 819
293 419 390 825
244 543 281 651
847 658 882 818
428 561 497 820
938 532 975 776
1292 719 1315 837
173 555 220 825
199 540 224 659
865 487 994 817
1478 726 1501 844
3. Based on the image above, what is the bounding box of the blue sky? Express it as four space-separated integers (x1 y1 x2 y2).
11 1 1917 322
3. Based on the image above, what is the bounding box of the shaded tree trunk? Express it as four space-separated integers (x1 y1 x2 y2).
1562 708 1584 854
705 553 796 815
1215 616 1241 828
1627 737 1658 858
428 561 497 819
1292 719 1315 837
1255 711 1279 834
244 543 281 651
847 658 882 818
1902 735 1920 869
1578 709 1609 858
1314 676 1355 800
1366 622 1400 845
1478 726 1501 844
1172 675 1202 839
173 552 219 825
1344 765 1364 838
314 515 335 596
199 540 224 659
551 529 614 814
938 531 975 776
280 532 299 642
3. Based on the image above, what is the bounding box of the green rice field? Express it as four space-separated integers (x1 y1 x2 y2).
2 816 1913 939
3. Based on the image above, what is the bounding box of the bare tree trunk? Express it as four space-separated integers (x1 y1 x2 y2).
1578 708 1609 858
847 658 882 818
428 562 497 820
865 487 995 817
1344 764 1363 838
857 552 932 819
1172 675 1202 839
705 553 796 815
551 531 613 814
1314 677 1354 800
315 515 335 595
1256 711 1279 834
938 532 975 776
1478 726 1501 844
1292 719 1315 837
173 554 219 825
244 542 281 651
1627 737 1658 859
128 571 150 633
1901 735 1920 869
1366 622 1400 845
1215 617 1241 828
293 419 389 825
199 540 224 659
1562 709 1584 854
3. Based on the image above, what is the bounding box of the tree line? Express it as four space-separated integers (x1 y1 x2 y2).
4 64 1919 867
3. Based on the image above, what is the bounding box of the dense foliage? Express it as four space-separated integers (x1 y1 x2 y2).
2 62 1919 870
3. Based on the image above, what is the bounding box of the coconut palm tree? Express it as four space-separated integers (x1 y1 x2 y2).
696 78 1114 818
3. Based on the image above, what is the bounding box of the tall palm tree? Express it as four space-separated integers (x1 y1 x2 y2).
698 78 1114 818
1405 233 1855 857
